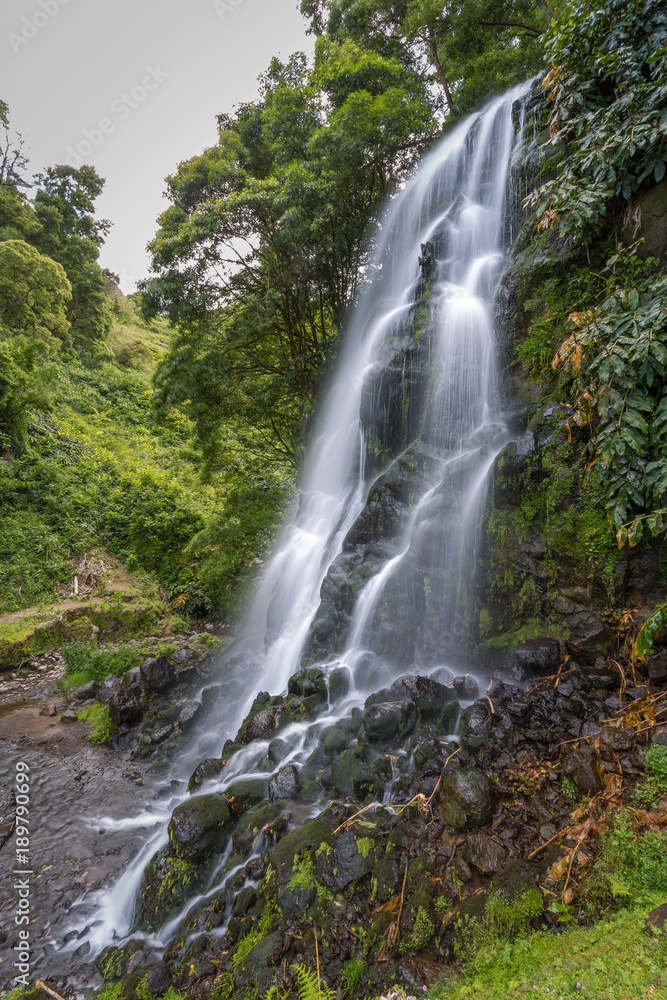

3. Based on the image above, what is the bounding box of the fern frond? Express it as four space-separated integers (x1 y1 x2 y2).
292 963 335 1000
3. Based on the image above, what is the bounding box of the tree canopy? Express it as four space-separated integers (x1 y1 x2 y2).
142 44 436 471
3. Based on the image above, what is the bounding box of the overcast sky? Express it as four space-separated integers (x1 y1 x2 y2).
2 0 314 291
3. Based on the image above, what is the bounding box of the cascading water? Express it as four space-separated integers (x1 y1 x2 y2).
53 78 537 969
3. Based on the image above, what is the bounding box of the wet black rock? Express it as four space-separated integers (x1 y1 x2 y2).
146 961 172 995
243 706 286 743
515 638 560 678
109 667 146 724
97 674 120 704
453 675 479 700
439 767 495 830
267 738 292 764
178 701 201 727
463 833 507 874
140 655 176 692
362 701 415 744
331 746 384 800
315 830 375 891
562 745 602 796
269 764 301 801
225 778 270 817
72 680 98 700
168 793 233 860
490 859 540 902
187 757 223 792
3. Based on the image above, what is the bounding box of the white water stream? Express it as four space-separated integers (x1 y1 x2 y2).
56 78 535 965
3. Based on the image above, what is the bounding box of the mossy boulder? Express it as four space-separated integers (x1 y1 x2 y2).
187 757 223 792
225 777 270 817
314 829 376 891
268 818 331 890
139 847 197 931
168 792 233 860
232 802 286 852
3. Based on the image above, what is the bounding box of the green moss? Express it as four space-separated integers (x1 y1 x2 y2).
356 836 374 860
400 905 435 955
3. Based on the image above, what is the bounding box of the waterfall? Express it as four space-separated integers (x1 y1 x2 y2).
58 78 536 962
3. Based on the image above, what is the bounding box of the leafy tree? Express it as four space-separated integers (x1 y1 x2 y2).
0 240 70 452
32 165 112 347
302 0 551 118
144 45 436 471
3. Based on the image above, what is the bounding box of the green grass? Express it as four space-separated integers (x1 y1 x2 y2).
59 640 143 693
76 702 118 744
424 909 667 999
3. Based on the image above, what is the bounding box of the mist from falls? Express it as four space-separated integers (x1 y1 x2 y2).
59 77 536 961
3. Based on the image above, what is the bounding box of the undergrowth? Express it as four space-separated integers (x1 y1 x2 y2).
59 640 142 693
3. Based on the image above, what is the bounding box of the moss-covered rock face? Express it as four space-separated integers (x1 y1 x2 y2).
168 792 233 861
138 847 197 931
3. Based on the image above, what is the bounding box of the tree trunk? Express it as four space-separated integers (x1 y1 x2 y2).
428 28 454 115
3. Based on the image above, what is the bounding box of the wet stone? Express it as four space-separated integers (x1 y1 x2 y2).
171 648 193 664
322 725 348 755
515 637 560 678
109 667 146 725
187 757 223 792
562 746 602 795
225 778 270 817
439 767 495 831
315 830 375 891
151 724 173 744
269 764 301 801
232 802 285 853
362 701 415 743
600 727 634 751
453 675 479 700
146 961 172 995
168 793 233 860
288 668 327 701
463 833 507 874
72 680 98 700
140 655 176 692
243 706 286 742
329 666 350 701
178 701 201 727
267 737 292 764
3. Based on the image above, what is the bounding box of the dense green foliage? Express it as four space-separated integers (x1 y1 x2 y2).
552 247 667 542
143 45 436 471
530 0 667 241
302 0 551 118
525 0 667 552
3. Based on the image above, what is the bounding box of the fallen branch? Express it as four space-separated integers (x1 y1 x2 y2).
36 983 67 1000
